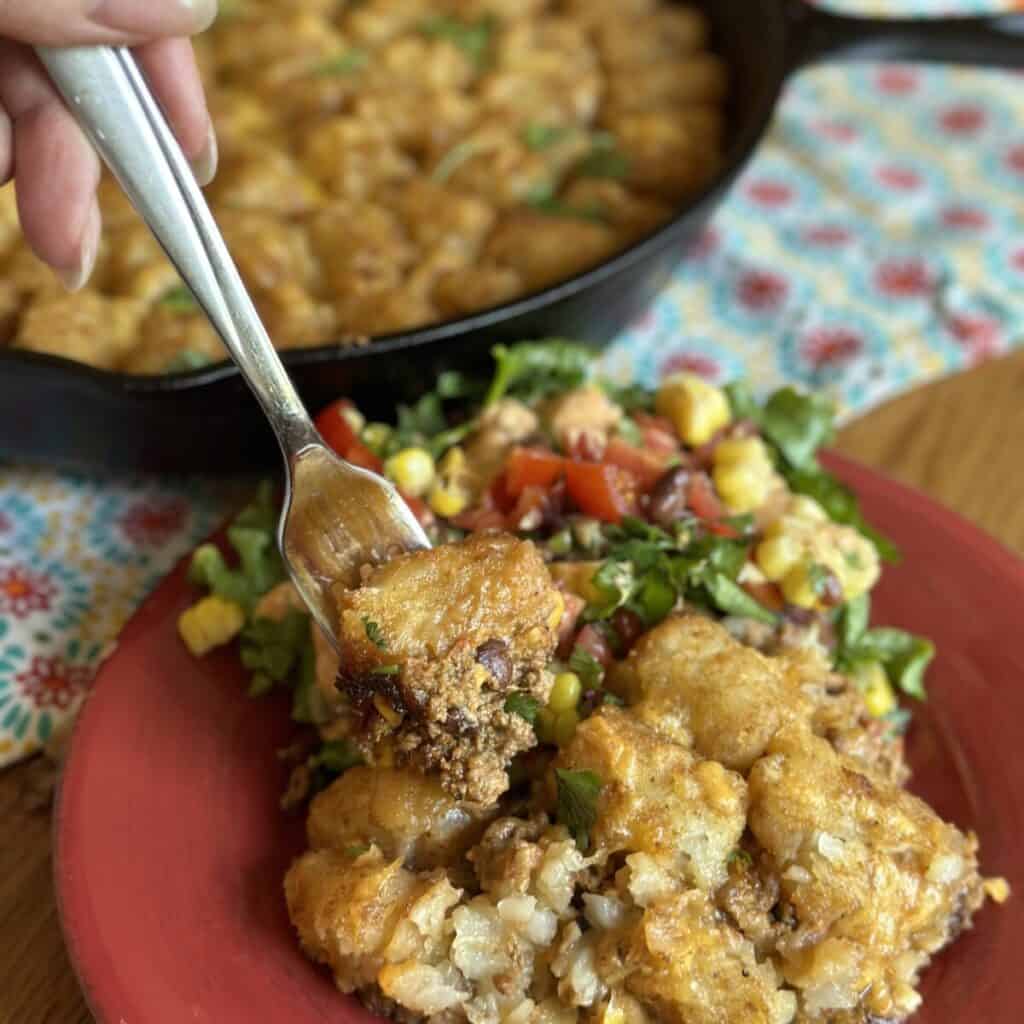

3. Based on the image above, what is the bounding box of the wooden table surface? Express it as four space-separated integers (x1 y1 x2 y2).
2 349 1023 1023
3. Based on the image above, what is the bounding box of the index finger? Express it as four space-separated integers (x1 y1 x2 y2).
0 0 217 47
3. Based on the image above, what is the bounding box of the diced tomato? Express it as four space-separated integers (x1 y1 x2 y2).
315 399 384 473
687 471 724 520
565 461 638 524
488 472 517 514
633 412 680 456
567 430 606 463
555 591 587 657
687 471 742 537
401 493 432 527
504 447 566 498
574 624 614 669
315 399 360 455
345 440 384 473
603 438 671 492
508 485 550 531
452 505 507 533
741 580 786 613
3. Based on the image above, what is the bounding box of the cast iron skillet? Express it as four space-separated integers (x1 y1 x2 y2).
2 0 1021 474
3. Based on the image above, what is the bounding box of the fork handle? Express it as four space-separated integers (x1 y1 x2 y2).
36 45 320 457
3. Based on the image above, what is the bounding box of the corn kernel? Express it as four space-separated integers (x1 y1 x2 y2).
536 707 556 744
853 661 897 718
713 437 771 468
713 461 773 514
384 448 436 497
428 480 470 518
780 562 818 609
549 671 582 712
655 373 731 446
438 446 467 477
373 694 404 727
552 709 579 746
547 591 565 631
787 495 828 522
756 534 802 581
833 535 880 601
177 594 245 656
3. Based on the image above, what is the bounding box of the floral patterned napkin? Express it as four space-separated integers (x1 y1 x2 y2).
2 0 1022 767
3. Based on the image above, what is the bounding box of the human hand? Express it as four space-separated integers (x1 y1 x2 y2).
0 0 218 289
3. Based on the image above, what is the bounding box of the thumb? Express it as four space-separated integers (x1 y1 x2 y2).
0 0 218 47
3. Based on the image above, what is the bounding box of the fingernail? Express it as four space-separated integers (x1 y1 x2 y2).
94 0 218 34
191 120 218 187
58 201 101 292
177 0 219 33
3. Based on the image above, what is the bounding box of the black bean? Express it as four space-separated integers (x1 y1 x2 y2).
648 465 691 527
475 638 512 688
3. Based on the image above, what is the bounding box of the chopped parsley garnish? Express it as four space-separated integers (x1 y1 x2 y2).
362 617 388 650
420 14 495 67
370 664 401 676
577 133 630 180
523 122 573 151
728 848 754 869
165 349 212 373
526 191 608 223
485 340 591 406
311 740 363 776
159 284 197 311
313 50 369 76
344 843 371 858
836 594 933 700
726 381 900 564
505 692 541 724
702 574 778 625
432 139 485 184
555 768 602 852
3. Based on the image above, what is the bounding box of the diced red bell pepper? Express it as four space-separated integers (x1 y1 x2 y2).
603 438 672 492
574 624 615 669
315 399 383 473
565 461 638 524
504 447 567 498
633 412 680 456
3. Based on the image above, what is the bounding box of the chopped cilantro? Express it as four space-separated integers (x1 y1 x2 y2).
313 50 368 76
523 122 573 151
311 739 362 775
568 646 604 689
505 692 541 724
577 133 629 180
159 284 197 312
420 14 495 66
362 617 388 650
555 768 602 851
485 341 591 406
432 139 485 184
165 349 212 373
702 574 778 625
240 610 308 686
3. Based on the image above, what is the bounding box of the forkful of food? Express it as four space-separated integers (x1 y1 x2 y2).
35 43 430 645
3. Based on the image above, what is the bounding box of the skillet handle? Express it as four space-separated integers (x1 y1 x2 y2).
786 1 1024 70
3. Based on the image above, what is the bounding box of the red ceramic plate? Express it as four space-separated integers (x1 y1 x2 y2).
55 454 1024 1023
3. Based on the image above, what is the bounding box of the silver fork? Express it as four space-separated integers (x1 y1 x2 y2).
37 46 430 647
